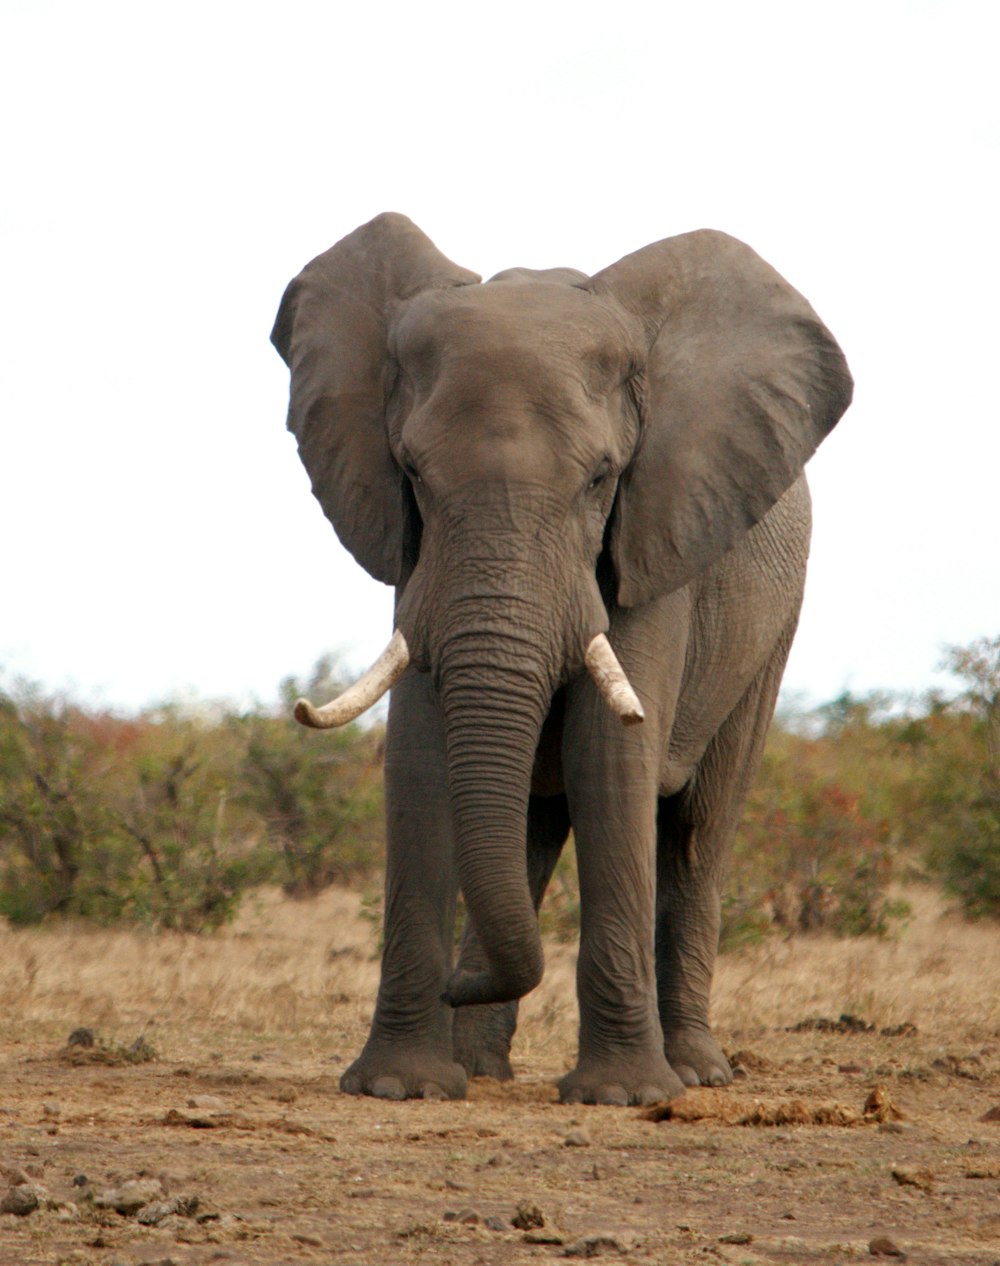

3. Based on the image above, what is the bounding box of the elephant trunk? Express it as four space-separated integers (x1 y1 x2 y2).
434 617 557 1008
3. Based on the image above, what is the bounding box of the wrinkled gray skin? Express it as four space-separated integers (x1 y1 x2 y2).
272 214 853 1105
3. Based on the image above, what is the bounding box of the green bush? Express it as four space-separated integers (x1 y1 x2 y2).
0 686 103 923
0 661 384 929
919 638 1000 918
234 657 385 896
724 720 910 950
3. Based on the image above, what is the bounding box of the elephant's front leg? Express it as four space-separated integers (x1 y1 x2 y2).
561 688 686 1106
340 671 467 1101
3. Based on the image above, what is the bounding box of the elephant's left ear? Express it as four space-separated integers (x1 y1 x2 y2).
589 230 853 608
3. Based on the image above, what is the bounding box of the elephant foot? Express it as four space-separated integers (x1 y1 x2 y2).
558 1049 685 1106
663 1026 733 1087
340 1043 468 1101
452 1002 517 1081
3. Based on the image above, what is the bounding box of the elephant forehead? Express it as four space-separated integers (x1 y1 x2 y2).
401 387 612 488
391 283 642 385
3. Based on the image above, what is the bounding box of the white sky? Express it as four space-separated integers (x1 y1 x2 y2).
1 0 997 712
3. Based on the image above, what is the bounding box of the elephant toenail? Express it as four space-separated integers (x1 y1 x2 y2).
709 1068 729 1086
637 1084 668 1106
562 1087 585 1105
421 1082 447 1100
595 1084 629 1106
371 1076 407 1100
674 1064 700 1087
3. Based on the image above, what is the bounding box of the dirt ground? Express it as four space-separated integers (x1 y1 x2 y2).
2 886 999 1266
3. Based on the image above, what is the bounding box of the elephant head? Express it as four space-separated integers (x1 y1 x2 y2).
272 213 852 1006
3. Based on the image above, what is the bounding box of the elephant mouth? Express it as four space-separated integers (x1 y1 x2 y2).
293 630 644 730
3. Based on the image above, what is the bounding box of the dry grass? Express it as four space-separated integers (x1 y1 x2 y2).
714 884 1000 1042
0 883 997 1067
2 884 999 1266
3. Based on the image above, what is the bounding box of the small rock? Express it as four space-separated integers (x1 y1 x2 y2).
563 1232 635 1257
186 1095 227 1111
978 1105 1000 1123
55 1202 80 1221
869 1235 907 1259
524 1228 566 1245
1 1184 40 1216
443 1207 479 1224
66 1027 95 1048
891 1166 934 1193
484 1216 507 1231
485 1151 510 1167
42 1100 61 1118
563 1128 591 1147
163 1106 234 1128
95 1178 164 1215
72 1174 89 1187
292 1232 324 1247
136 1195 199 1225
512 1200 545 1230
719 1232 753 1245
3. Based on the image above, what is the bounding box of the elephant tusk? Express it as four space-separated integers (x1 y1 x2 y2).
584 634 645 726
294 630 411 728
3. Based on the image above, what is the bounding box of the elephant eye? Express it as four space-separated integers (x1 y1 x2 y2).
400 452 422 484
588 458 611 490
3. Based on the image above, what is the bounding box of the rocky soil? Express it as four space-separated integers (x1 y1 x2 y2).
2 1020 1000 1265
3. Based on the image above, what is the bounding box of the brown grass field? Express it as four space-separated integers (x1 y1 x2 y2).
1 885 999 1266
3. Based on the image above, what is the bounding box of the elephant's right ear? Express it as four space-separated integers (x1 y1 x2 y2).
271 213 480 584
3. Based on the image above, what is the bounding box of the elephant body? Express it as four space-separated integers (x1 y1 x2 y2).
272 215 852 1104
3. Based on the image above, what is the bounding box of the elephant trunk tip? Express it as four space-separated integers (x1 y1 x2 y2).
442 961 543 1009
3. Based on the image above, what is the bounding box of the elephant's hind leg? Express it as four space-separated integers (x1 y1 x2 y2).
452 794 570 1080
655 633 794 1087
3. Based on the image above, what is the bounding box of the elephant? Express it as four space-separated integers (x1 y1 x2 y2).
271 213 852 1105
